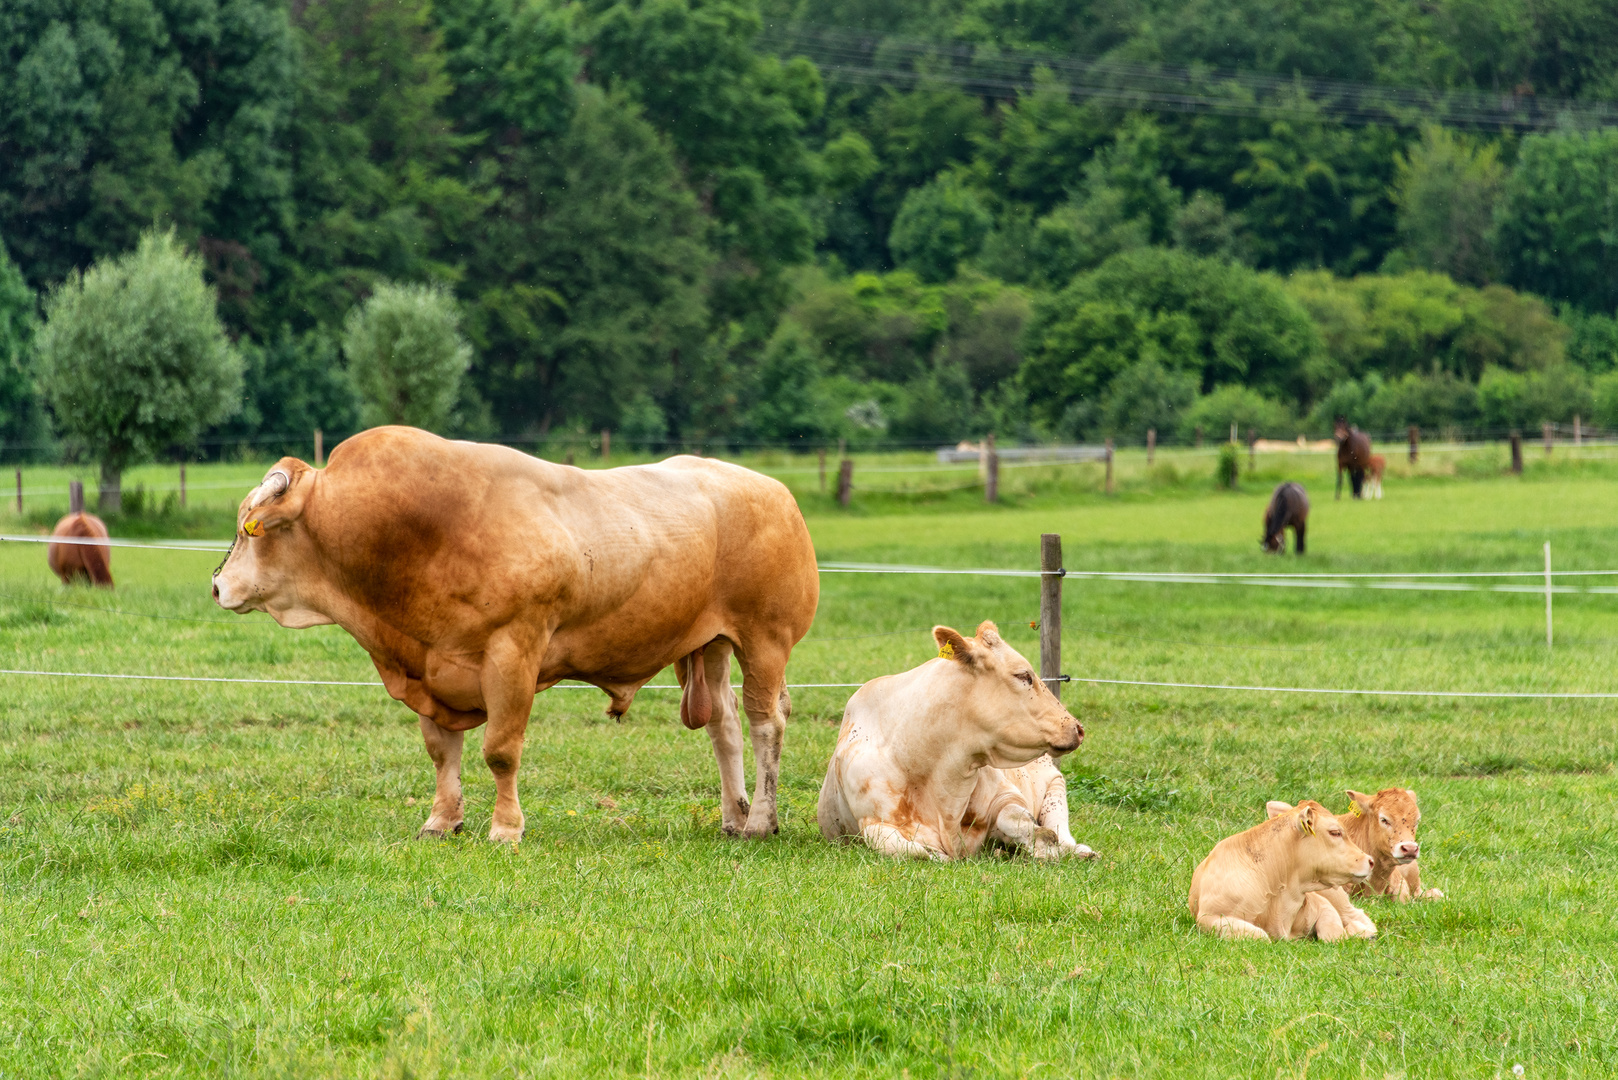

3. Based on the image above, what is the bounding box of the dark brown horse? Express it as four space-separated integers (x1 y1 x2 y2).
1262 482 1309 554
1334 418 1372 500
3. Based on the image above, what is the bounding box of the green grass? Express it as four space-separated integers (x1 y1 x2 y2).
2 453 1617 1076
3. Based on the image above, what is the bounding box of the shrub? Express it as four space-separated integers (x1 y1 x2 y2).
35 230 243 512
344 282 472 433
1215 441 1240 488
1180 385 1293 443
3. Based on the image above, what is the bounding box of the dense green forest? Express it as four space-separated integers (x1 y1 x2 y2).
4 0 1618 458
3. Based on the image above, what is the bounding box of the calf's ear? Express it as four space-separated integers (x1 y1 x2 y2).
1294 804 1318 836
933 626 973 663
1265 800 1292 819
1345 790 1375 818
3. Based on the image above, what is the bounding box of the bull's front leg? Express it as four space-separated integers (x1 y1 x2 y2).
479 636 541 844
417 715 465 837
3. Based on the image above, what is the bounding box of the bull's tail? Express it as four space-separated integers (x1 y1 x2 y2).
678 644 712 730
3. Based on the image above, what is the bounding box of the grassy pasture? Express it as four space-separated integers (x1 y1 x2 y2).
1 451 1616 1077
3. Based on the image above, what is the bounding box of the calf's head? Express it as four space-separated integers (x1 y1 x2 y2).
1346 788 1422 865
931 621 1082 767
212 459 319 620
1278 800 1374 887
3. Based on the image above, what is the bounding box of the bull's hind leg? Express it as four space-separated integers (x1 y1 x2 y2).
417 716 466 837
701 640 751 834
736 642 792 839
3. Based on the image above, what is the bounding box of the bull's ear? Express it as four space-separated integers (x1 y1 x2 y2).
975 620 1002 648
932 626 972 663
1265 800 1292 819
1294 804 1318 836
241 459 313 535
1345 790 1375 818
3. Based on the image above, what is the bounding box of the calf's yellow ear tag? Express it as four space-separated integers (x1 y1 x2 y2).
937 641 955 660
1348 801 1363 817
243 519 263 537
1298 813 1315 836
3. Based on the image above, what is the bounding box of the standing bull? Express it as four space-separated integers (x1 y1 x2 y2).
212 427 819 843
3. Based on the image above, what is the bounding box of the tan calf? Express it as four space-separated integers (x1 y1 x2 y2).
1341 788 1442 901
1189 800 1374 941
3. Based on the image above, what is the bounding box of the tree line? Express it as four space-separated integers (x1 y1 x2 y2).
3 0 1618 473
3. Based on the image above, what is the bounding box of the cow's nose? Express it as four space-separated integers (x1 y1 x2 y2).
1395 841 1419 861
1354 856 1373 878
1052 720 1083 754
212 581 220 601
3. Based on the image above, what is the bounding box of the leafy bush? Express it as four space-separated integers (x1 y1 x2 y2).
35 230 242 512
1497 130 1618 312
1215 441 1240 488
1390 126 1503 286
0 235 44 454
1477 365 1593 431
1098 358 1198 440
889 175 993 284
1180 385 1294 443
344 281 473 433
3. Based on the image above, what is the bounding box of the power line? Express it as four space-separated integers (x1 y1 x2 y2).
759 25 1618 132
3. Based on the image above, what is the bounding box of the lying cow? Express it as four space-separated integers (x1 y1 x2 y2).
817 621 1088 860
47 511 113 587
212 426 819 843
1189 800 1375 941
1267 789 1441 902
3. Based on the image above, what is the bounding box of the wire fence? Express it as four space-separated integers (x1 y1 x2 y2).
2 537 1614 700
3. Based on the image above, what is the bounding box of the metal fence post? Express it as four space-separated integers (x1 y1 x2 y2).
1040 534 1064 701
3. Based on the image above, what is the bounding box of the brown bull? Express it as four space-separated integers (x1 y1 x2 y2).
212 427 819 843
47 512 114 587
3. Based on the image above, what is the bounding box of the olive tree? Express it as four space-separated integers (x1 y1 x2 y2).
36 231 243 513
343 282 471 432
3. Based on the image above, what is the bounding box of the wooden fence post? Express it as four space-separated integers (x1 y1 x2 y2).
1575 415 1583 445
1408 425 1419 463
314 428 324 467
70 480 83 514
1248 429 1256 470
1104 439 1114 495
601 429 611 460
1543 422 1553 456
1509 431 1522 474
1195 426 1204 448
180 462 187 509
818 447 827 492
837 458 854 507
984 433 998 503
1040 534 1064 702
14 469 20 513
1147 428 1156 465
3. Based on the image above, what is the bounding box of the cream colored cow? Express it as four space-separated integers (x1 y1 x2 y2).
817 622 1088 861
1189 800 1375 941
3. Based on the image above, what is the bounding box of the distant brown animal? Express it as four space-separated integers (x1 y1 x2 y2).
1334 417 1372 500
47 512 113 587
1261 482 1309 554
1365 454 1385 499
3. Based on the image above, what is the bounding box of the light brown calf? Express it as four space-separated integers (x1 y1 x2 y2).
967 755 1097 860
1189 800 1374 941
1266 789 1441 901
47 512 113 587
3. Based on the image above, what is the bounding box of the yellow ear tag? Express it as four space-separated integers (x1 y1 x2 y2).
1348 801 1363 817
1298 816 1315 836
243 519 263 537
937 642 955 660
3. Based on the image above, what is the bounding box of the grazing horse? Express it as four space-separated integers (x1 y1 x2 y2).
47 512 114 587
1334 418 1372 500
1262 482 1309 554
1365 455 1386 499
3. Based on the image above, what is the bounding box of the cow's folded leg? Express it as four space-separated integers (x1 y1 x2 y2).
861 822 942 860
416 715 465 838
701 641 750 834
1197 914 1270 941
1035 772 1097 858
989 804 1061 860
1305 893 1347 942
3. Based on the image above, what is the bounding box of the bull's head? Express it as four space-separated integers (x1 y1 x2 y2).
931 620 1083 767
1346 788 1421 865
212 459 328 626
1280 800 1374 887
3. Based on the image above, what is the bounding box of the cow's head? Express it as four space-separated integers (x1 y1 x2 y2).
931 620 1083 767
1346 788 1422 865
212 459 323 624
1274 800 1374 887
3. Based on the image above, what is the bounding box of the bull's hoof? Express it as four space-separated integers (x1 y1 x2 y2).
720 823 745 837
487 822 525 844
416 821 464 839
740 822 779 840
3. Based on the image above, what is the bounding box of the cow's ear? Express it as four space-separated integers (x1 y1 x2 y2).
241 459 313 535
1404 788 1418 804
1265 800 1292 819
1345 790 1375 818
975 620 1002 648
1294 804 1318 836
933 626 973 663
